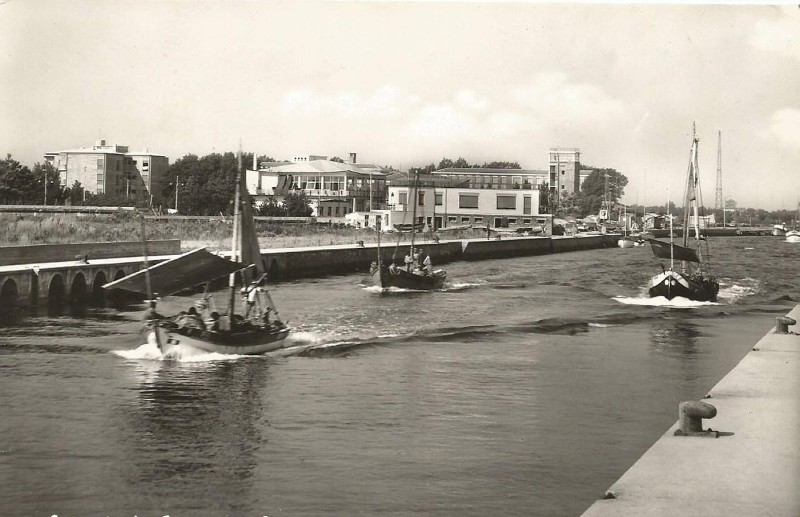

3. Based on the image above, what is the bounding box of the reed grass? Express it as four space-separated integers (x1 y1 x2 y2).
0 213 490 251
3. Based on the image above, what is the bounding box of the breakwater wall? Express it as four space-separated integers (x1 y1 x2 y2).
0 240 180 267
0 234 617 304
261 234 617 280
582 304 800 517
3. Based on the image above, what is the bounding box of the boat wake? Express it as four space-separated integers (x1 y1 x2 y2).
113 341 246 362
443 280 485 291
362 285 429 294
717 277 761 304
613 296 718 308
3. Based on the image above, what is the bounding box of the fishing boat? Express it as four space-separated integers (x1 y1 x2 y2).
617 204 640 248
647 124 719 302
785 203 800 243
366 173 446 290
772 224 787 237
104 149 289 356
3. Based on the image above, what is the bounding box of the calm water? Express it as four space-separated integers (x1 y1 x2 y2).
1 236 798 516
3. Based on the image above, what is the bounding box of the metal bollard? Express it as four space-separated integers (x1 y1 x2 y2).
775 316 796 334
674 400 719 437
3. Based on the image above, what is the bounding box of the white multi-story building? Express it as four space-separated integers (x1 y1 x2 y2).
386 176 548 231
44 139 168 201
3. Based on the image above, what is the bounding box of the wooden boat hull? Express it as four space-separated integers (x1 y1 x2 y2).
648 270 719 302
370 266 446 290
151 323 290 356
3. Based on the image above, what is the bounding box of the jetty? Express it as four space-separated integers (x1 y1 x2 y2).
582 304 800 516
0 234 617 304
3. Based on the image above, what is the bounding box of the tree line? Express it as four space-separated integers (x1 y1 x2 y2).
3 152 794 223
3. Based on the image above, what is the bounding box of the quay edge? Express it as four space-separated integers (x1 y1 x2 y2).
581 304 800 517
0 234 617 304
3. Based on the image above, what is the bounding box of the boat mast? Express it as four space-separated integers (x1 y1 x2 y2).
228 143 243 318
410 171 418 253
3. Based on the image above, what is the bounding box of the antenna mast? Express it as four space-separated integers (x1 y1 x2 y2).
715 130 723 210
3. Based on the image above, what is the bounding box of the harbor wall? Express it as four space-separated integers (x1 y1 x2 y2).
0 240 181 267
581 304 800 517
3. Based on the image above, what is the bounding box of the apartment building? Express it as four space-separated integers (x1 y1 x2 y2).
44 140 168 201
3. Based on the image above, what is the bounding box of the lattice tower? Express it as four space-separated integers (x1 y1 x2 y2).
715 130 723 210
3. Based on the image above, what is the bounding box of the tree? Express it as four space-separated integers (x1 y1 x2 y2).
256 197 287 217
575 167 628 217
283 191 313 217
0 154 36 203
330 156 345 163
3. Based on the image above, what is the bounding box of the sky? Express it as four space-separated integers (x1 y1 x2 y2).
1 1 799 209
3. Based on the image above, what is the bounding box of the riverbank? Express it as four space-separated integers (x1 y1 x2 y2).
582 304 800 516
0 212 490 250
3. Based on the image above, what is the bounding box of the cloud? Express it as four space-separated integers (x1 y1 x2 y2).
511 72 626 122
455 90 489 111
765 108 800 149
405 104 475 141
748 8 800 61
281 85 404 118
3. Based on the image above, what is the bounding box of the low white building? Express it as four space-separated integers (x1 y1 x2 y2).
387 177 548 231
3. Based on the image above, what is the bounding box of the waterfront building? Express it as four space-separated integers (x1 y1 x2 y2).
386 176 548 232
44 140 168 201
432 167 549 190
245 157 388 219
549 147 582 196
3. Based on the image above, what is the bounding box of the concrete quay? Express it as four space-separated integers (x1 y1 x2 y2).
0 234 617 304
582 304 800 517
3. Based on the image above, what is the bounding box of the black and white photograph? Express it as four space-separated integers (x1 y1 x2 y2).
1 1 798 515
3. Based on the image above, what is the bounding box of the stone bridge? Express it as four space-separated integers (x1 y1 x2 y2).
0 256 174 306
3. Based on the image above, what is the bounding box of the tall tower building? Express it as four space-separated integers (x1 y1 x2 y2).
549 148 581 196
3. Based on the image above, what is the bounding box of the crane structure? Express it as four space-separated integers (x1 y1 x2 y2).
715 130 723 210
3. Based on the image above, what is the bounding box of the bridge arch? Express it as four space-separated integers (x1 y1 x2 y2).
70 272 88 303
92 271 107 302
0 278 18 305
48 274 66 303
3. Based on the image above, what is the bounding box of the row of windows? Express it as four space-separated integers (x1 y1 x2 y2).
320 205 351 216
396 191 533 213
447 215 536 225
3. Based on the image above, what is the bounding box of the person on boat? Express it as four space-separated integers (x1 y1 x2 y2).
412 247 421 268
422 250 433 276
143 298 163 321
404 251 414 272
388 262 399 275
206 311 220 332
242 281 261 319
184 306 206 330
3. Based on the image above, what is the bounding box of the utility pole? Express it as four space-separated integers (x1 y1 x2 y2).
175 175 179 211
715 130 723 210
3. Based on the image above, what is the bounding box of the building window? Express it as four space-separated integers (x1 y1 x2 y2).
335 206 340 216
448 216 458 223
461 216 471 223
523 196 532 215
418 191 425 206
508 218 517 224
399 192 408 205
561 184 566 189
474 217 483 224
497 195 516 210
97 158 104 169
116 160 120 171
523 218 532 224
435 193 443 206
459 194 479 209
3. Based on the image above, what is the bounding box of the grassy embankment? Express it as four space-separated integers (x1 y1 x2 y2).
0 212 488 251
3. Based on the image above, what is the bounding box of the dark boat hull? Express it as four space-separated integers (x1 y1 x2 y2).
648 270 719 302
371 265 446 290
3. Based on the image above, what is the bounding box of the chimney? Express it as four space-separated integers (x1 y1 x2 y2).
253 154 258 170
349 152 357 164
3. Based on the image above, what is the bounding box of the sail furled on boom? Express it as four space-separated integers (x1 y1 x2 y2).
102 248 247 296
646 238 701 263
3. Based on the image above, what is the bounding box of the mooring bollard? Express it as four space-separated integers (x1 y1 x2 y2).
775 316 796 334
675 400 719 437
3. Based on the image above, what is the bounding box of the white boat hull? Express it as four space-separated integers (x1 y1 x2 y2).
786 231 800 243
149 324 290 356
618 238 635 248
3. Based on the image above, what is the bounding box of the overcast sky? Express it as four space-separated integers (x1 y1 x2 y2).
2 1 798 209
